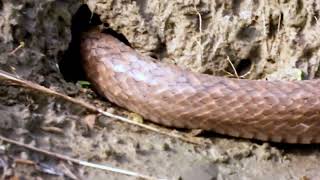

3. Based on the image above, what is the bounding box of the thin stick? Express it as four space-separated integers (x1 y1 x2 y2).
262 2 270 54
262 2 268 38
211 36 222 58
194 6 202 35
0 70 202 145
194 5 203 64
222 69 237 78
239 63 253 79
314 16 320 26
0 135 163 180
0 70 97 112
226 56 239 79
9 42 25 56
277 13 281 33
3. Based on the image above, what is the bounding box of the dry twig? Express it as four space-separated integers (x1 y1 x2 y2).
194 5 204 65
9 42 25 56
0 135 163 180
314 16 320 26
0 70 202 145
239 63 254 79
226 56 239 79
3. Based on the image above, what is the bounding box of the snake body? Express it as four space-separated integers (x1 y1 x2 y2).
81 29 320 144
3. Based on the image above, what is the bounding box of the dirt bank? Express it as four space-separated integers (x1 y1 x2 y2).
0 0 320 179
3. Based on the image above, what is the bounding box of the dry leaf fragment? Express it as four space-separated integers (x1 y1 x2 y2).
83 114 97 129
126 112 144 124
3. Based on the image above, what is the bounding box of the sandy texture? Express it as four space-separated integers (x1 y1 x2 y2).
0 0 320 179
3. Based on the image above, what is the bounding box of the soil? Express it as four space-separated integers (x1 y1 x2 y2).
0 0 320 179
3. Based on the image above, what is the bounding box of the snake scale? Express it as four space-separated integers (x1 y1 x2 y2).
80 29 320 144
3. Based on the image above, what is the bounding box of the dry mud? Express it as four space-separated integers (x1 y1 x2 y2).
0 0 320 179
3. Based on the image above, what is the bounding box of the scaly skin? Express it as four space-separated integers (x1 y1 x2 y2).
81 29 320 144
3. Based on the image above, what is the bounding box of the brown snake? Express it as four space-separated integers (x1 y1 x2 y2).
81 29 320 144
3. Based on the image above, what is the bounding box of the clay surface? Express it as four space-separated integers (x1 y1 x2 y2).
0 0 320 179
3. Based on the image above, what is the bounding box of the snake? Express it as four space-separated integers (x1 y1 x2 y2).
80 28 320 144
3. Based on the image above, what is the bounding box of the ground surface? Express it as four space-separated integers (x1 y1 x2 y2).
0 0 320 179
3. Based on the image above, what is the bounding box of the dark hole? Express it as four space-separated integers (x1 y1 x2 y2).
236 59 252 76
268 13 283 37
156 42 167 59
24 2 33 9
150 55 157 59
59 4 101 81
236 26 257 41
101 24 131 47
0 1 3 11
267 58 276 64
302 49 313 59
203 68 214 75
59 4 131 82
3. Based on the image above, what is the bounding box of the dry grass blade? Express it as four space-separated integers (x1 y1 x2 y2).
0 70 203 145
0 135 164 180
226 56 239 79
314 16 320 26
